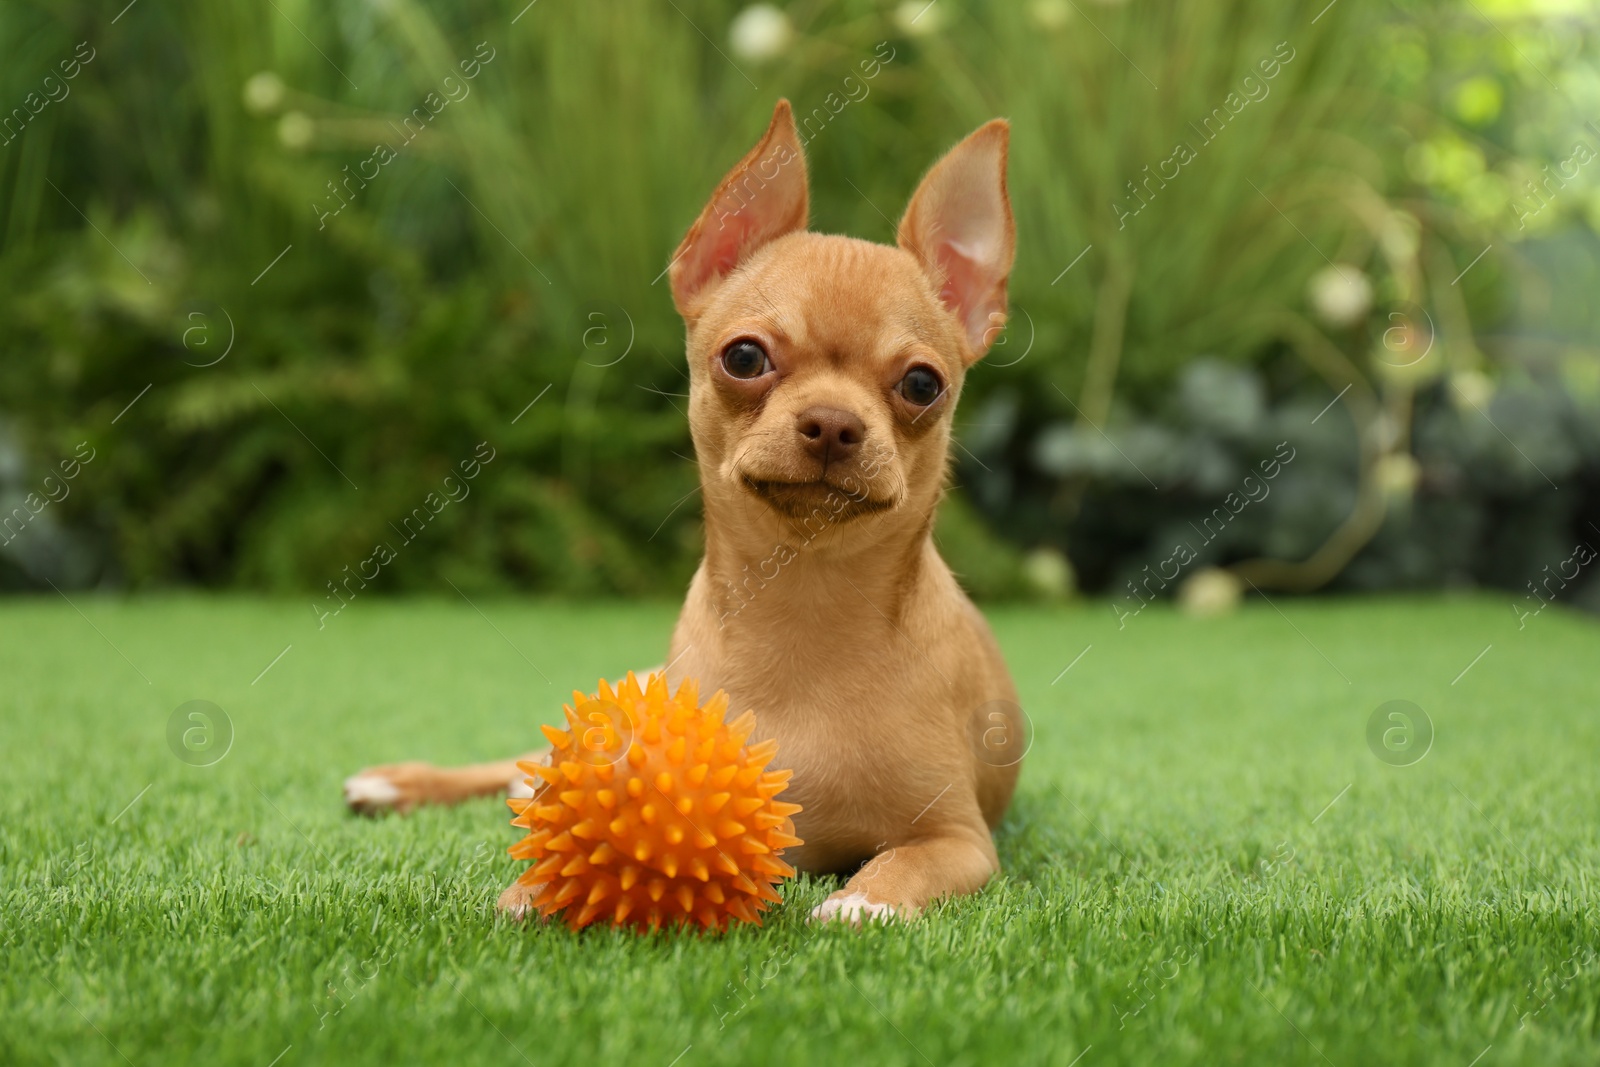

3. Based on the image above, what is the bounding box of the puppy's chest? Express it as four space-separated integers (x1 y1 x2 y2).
735 678 959 857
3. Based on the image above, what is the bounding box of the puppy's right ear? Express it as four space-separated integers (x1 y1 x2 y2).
897 120 1014 361
669 100 808 321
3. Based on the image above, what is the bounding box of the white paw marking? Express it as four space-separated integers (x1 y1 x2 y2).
499 898 534 920
342 773 401 808
497 883 543 920
809 892 899 925
507 775 537 799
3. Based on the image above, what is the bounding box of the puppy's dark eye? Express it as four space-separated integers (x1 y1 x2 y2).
721 341 771 380
898 366 943 407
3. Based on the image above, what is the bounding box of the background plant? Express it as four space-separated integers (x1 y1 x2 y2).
1 0 1595 608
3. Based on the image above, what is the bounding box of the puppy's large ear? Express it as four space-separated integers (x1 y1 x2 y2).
897 120 1015 361
669 100 808 320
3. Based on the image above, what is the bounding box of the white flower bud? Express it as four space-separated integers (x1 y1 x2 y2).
1178 568 1242 618
1028 0 1072 29
1375 453 1420 501
1023 547 1075 600
729 5 794 62
243 72 286 116
1449 370 1494 411
276 111 315 152
893 0 945 36
1308 264 1373 329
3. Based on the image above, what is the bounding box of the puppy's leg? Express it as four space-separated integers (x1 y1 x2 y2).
811 828 998 924
345 668 664 815
344 750 548 815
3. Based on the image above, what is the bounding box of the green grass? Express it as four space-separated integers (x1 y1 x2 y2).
3 593 1598 1066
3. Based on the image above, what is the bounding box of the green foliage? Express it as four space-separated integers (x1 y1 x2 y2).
0 1 1594 595
934 488 1035 599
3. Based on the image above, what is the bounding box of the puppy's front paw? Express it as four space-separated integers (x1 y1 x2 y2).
343 762 431 815
809 891 901 926
496 880 547 921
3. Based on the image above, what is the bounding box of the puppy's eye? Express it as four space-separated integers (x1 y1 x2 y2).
898 366 943 407
721 341 772 380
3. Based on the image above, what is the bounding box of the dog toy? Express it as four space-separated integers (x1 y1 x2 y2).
507 671 803 932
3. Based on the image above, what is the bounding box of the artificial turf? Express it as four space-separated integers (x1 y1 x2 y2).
2 593 1597 1066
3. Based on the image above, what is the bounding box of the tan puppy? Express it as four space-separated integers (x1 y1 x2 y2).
345 100 1023 923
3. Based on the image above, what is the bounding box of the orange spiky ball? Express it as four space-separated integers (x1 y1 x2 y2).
507 671 803 933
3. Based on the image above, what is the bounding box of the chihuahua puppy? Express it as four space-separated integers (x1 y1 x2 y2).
345 100 1022 923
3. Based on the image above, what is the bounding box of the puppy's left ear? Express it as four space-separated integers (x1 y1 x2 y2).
897 120 1015 361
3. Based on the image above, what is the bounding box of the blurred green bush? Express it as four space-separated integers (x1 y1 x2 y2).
1 0 1596 605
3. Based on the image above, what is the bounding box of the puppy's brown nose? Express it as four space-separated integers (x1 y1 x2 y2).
796 406 865 461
